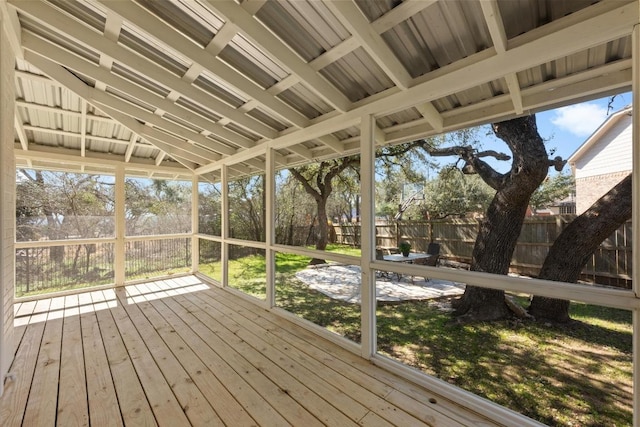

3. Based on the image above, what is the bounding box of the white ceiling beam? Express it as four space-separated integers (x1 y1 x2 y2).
324 0 412 89
95 13 121 91
197 0 636 172
316 135 344 154
23 123 135 147
287 145 314 161
14 115 28 151
0 2 23 59
480 0 523 115
80 99 87 157
308 38 360 71
504 73 524 115
155 152 166 166
11 0 278 139
15 146 194 175
24 52 209 169
16 98 112 123
23 46 232 161
371 0 437 34
22 32 257 151
204 22 237 57
383 67 631 145
125 133 138 162
240 0 267 16
480 0 508 53
203 0 352 112
96 0 312 128
415 102 444 133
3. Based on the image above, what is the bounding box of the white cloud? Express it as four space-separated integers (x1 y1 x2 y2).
550 103 608 137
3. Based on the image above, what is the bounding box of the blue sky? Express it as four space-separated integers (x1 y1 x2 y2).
477 92 632 174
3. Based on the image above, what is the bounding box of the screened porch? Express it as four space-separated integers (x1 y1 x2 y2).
1 1 639 426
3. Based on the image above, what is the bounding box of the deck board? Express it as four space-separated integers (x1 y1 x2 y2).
57 298 89 427
1 276 501 427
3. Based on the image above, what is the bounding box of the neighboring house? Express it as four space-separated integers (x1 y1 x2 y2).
568 106 632 214
533 194 576 216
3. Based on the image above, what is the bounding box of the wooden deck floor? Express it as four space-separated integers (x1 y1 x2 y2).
1 276 498 426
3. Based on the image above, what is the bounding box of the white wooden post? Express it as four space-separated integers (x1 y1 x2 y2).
221 166 229 287
0 4 18 396
191 175 199 274
631 17 640 427
114 165 125 286
360 114 376 359
265 148 276 307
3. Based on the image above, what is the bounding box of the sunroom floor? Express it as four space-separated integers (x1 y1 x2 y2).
1 276 499 426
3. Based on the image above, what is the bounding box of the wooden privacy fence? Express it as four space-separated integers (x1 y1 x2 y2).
333 215 632 289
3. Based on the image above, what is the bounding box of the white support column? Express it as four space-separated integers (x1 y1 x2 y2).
221 165 229 287
632 18 640 427
265 148 276 307
0 7 17 396
114 165 125 286
191 174 199 274
360 114 377 359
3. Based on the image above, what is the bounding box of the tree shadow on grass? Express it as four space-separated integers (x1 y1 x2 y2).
376 298 632 426
270 270 631 426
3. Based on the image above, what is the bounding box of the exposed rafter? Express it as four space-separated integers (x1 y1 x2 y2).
324 0 412 90
3 0 635 178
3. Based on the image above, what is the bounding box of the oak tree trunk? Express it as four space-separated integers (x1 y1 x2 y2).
453 116 549 320
529 174 632 322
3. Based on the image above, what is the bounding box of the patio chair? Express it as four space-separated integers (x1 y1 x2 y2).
412 245 440 283
375 248 391 279
427 242 441 258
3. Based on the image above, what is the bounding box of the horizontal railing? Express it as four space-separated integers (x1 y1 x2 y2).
15 234 192 298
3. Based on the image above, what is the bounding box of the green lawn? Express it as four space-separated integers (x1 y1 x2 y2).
200 247 632 427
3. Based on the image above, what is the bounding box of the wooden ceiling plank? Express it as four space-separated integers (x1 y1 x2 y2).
287 145 314 161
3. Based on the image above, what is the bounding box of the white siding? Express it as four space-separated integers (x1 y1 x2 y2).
0 15 16 396
574 114 633 179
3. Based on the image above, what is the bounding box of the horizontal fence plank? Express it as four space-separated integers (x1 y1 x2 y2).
332 216 632 288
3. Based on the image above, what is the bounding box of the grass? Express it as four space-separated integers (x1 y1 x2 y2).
203 248 633 427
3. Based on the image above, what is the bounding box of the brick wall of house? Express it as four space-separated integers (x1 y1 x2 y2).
575 171 630 214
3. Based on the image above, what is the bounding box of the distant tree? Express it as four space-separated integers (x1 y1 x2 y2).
289 156 359 259
125 178 191 235
529 172 575 213
198 181 222 236
421 168 494 219
228 175 265 242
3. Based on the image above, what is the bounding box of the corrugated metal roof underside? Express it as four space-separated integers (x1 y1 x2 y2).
6 0 634 180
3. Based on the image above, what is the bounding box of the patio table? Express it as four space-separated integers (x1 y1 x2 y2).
383 253 433 263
